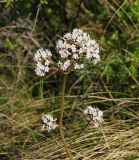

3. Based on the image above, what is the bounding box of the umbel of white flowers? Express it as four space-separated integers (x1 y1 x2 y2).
57 28 100 71
34 28 100 76
83 105 104 128
42 114 57 132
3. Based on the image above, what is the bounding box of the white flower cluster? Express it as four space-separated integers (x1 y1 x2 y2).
42 114 57 132
83 105 104 128
34 48 52 76
34 29 100 76
56 28 100 71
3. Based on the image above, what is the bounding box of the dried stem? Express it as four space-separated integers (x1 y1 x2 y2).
59 73 73 160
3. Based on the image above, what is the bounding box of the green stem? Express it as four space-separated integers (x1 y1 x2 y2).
59 73 73 160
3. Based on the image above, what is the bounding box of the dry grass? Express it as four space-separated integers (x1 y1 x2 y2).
1 93 139 159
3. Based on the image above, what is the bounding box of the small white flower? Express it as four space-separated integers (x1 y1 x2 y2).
34 48 52 76
74 63 84 69
73 53 79 59
66 44 71 49
64 33 72 39
42 114 57 132
56 40 64 49
45 59 50 65
35 68 45 76
76 35 83 43
86 52 93 59
58 60 71 71
94 57 100 64
59 50 68 58
70 44 76 53
83 105 104 128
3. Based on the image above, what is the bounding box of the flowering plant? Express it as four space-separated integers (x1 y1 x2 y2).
34 28 102 160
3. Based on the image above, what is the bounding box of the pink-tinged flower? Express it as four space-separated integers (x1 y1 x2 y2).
83 105 104 128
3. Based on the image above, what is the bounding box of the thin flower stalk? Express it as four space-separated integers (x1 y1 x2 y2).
59 73 73 160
